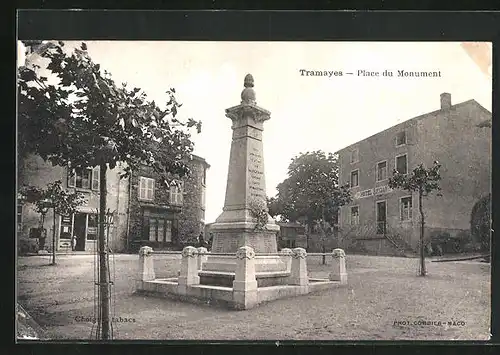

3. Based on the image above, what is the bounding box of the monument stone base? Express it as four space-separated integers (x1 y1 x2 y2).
202 222 287 287
135 246 349 310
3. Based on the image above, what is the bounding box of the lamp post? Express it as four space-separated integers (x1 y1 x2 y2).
39 198 51 253
105 209 115 249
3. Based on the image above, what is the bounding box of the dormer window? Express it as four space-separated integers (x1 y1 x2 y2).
396 131 407 146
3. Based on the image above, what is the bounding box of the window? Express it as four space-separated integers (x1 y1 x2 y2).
148 217 172 242
68 167 99 190
202 168 207 185
350 206 359 225
170 181 184 205
396 154 408 174
376 161 387 181
350 170 359 187
396 131 407 146
400 196 413 221
350 148 359 163
91 167 100 190
139 177 155 201
17 204 23 233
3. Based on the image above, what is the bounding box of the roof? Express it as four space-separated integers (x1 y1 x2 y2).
191 154 211 169
336 99 491 154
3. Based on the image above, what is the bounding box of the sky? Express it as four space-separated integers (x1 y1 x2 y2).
19 41 492 224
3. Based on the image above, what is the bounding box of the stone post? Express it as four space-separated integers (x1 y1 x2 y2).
329 248 347 284
136 246 155 290
289 247 308 287
233 246 258 310
178 246 200 294
197 247 208 271
279 248 293 273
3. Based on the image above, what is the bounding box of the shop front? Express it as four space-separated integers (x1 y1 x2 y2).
58 209 100 252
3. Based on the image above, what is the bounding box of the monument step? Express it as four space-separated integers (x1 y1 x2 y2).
198 270 290 278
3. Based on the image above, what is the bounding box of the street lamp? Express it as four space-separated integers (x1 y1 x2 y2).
38 198 52 251
105 209 115 226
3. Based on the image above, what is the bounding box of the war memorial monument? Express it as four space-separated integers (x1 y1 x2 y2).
135 74 347 309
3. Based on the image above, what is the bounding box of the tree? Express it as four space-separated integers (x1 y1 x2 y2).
388 161 442 276
470 193 491 253
268 151 351 257
18 41 201 339
20 181 86 264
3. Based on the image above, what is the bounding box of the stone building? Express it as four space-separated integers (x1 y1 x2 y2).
17 154 209 253
128 154 209 251
336 93 491 254
276 222 307 249
17 155 130 253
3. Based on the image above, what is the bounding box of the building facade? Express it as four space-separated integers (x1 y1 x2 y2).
17 154 209 253
337 93 491 254
276 222 307 249
128 155 209 251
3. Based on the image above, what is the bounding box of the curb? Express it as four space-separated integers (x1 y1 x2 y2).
16 303 47 340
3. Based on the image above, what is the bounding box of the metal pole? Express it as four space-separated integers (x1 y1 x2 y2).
51 208 56 265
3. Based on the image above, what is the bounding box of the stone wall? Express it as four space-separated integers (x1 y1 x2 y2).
18 154 129 252
338 97 491 252
128 155 209 250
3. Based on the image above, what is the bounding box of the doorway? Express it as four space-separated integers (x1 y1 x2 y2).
376 201 387 235
74 212 87 251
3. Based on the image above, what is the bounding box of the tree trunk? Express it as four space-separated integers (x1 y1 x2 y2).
419 188 426 276
322 206 326 265
98 162 110 340
51 210 56 265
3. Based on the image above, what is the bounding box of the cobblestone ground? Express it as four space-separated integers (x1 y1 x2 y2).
17 254 490 341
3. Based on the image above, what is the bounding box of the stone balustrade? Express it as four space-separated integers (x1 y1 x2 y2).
329 248 347 284
279 248 293 272
233 246 258 309
137 246 155 282
289 247 308 286
178 246 200 294
137 246 348 296
197 247 208 270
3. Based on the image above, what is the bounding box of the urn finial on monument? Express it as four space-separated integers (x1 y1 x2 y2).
241 73 256 105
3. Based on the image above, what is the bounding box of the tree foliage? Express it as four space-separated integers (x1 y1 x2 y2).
19 180 86 217
388 161 442 276
268 150 351 227
388 161 442 196
470 193 491 252
18 41 201 185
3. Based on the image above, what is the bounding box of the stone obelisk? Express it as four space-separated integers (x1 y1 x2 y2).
202 74 285 275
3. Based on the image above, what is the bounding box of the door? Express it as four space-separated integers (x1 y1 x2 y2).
376 201 387 235
74 213 87 251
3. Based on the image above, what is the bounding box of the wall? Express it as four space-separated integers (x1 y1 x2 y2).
414 101 491 232
127 156 209 250
337 98 491 253
18 154 129 252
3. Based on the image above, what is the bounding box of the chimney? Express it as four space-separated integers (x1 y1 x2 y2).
440 92 451 110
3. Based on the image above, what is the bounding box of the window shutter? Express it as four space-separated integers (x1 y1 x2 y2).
139 178 145 200
147 179 154 200
92 167 100 191
169 186 175 204
67 169 76 188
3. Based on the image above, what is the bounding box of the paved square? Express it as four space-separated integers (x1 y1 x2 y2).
17 254 490 340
